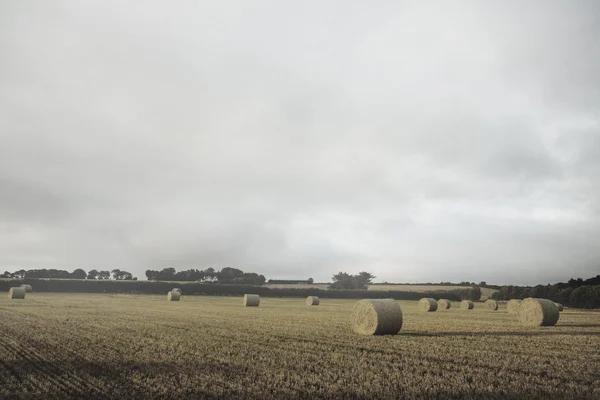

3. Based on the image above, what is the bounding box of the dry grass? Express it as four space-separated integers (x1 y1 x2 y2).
8 287 25 299
438 299 451 310
20 284 33 293
485 299 498 311
243 294 260 307
460 300 474 310
418 298 438 312
507 299 522 313
0 294 598 399
306 296 319 306
351 299 403 335
518 298 560 327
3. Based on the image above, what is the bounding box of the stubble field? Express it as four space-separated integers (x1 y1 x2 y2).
0 294 599 399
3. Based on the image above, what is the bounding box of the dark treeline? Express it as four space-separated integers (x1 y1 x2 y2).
145 267 266 285
0 278 481 301
492 275 600 309
1 268 136 281
268 279 314 284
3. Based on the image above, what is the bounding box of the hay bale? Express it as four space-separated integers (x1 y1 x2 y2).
507 299 522 313
172 288 182 295
20 284 33 293
306 296 320 306
484 299 498 311
554 302 564 312
243 294 260 307
167 291 180 301
438 299 451 310
518 298 560 326
460 300 474 310
8 287 26 299
351 299 403 335
418 298 438 312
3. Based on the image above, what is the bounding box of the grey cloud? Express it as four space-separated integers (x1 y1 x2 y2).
1 1 599 284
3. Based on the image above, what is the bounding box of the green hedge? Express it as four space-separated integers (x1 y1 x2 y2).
0 279 481 301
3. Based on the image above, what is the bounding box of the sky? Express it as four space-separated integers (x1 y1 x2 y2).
1 1 599 285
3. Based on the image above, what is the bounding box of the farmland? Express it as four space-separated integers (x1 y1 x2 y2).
264 283 497 299
1 294 599 399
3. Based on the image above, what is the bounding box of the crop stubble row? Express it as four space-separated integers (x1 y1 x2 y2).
0 294 599 399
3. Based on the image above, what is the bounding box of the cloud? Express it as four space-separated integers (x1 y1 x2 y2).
1 1 599 284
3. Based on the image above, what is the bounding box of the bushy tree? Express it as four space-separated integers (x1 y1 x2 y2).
329 271 375 290
72 269 87 280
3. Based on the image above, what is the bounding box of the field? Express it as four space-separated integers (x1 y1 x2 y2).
264 283 497 299
1 294 599 399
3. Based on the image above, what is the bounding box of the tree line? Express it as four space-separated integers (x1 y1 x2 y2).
1 268 136 281
491 275 600 309
145 267 266 285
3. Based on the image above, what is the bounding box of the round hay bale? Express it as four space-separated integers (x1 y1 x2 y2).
507 299 522 313
172 288 182 295
418 298 438 312
20 284 33 293
518 298 560 327
484 299 498 311
460 300 474 310
243 294 260 307
554 302 564 312
351 299 403 335
306 296 320 306
8 287 26 300
438 299 451 310
167 291 180 301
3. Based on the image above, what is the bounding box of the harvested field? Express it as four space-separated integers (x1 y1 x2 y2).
0 294 598 399
263 284 497 299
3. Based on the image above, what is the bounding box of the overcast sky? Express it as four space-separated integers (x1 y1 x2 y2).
1 1 599 285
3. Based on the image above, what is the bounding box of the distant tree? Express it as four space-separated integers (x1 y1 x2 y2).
111 269 121 280
87 269 99 280
356 272 375 288
145 270 158 280
329 272 374 290
157 267 176 280
479 281 487 287
120 271 133 280
71 268 87 280
203 267 217 282
98 270 110 280
218 267 244 283
308 277 314 284
14 269 26 279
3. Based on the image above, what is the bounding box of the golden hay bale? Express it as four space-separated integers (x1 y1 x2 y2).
20 284 33 293
507 299 522 313
460 300 474 310
438 299 451 310
517 298 560 327
351 299 403 335
554 302 564 312
172 288 182 295
306 296 320 306
243 294 260 307
418 298 438 312
8 287 26 299
484 299 498 311
167 291 180 301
